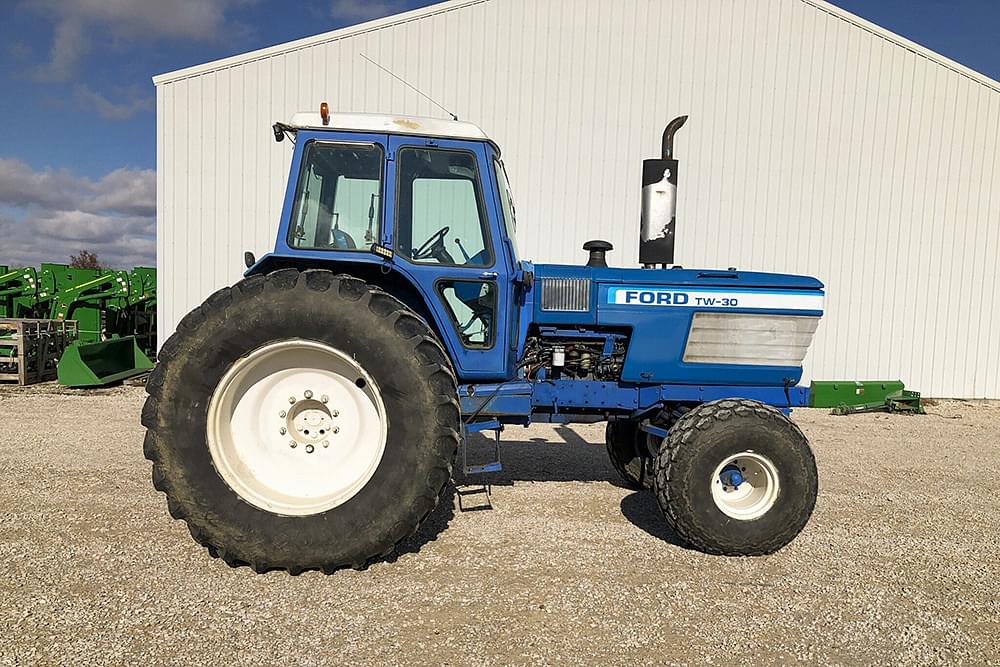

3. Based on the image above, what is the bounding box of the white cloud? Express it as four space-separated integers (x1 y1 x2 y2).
88 167 157 216
0 158 155 268
33 18 87 81
74 84 154 121
27 0 258 81
330 0 408 23
0 159 84 210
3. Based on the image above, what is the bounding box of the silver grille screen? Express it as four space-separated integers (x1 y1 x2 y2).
683 313 820 366
540 278 591 312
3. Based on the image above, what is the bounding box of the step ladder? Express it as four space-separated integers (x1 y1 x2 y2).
456 419 502 512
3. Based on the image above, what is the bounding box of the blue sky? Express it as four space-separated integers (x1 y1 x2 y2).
1 0 997 267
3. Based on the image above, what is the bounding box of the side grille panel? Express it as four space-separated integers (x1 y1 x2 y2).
540 278 591 312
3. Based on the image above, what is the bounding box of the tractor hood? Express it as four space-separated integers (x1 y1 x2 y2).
530 263 824 385
534 264 823 291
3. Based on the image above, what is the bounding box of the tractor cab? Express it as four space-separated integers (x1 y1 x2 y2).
265 111 524 382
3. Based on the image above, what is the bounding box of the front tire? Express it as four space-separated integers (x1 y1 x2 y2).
141 269 460 573
652 399 817 555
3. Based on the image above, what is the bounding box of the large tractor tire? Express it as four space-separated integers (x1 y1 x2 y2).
141 269 460 573
605 419 651 490
652 399 817 555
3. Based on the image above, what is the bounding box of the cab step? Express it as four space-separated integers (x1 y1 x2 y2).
462 419 502 475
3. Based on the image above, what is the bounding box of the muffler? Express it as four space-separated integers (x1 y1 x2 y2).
640 115 687 267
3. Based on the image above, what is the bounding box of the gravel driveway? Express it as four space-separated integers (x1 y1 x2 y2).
1 385 997 665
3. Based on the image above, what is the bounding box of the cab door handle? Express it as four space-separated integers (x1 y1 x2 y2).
480 271 499 279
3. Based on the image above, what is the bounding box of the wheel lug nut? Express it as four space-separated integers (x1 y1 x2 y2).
304 390 313 399
288 396 296 404
332 410 339 417
322 440 329 448
333 426 340 434
279 410 286 418
279 427 286 435
305 444 314 453
289 440 297 448
321 395 329 404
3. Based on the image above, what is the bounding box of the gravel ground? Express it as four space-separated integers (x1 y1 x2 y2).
0 384 997 666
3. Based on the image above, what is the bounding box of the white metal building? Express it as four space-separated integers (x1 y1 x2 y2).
154 0 1000 398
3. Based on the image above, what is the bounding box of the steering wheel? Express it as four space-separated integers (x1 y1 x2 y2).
413 226 452 261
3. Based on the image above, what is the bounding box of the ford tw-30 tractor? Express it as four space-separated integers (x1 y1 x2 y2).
142 109 823 574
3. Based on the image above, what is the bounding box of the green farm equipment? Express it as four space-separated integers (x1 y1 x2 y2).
0 262 156 386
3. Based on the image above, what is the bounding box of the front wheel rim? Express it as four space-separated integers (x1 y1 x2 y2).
206 339 387 516
710 451 780 520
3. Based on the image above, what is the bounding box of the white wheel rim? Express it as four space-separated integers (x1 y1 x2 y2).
710 451 780 520
206 339 387 516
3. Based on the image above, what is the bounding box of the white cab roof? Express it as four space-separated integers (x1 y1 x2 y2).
288 111 493 143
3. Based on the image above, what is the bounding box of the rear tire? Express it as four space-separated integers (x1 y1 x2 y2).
652 399 817 555
141 269 460 573
605 420 651 490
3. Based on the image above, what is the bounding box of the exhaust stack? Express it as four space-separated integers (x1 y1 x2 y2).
640 115 687 267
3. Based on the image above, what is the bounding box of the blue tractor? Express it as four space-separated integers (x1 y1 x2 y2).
143 108 823 574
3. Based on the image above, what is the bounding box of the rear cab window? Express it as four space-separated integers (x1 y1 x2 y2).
288 141 383 251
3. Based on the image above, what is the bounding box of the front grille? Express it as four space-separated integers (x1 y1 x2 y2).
540 278 591 312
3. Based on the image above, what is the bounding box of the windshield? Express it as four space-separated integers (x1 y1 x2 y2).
494 159 520 263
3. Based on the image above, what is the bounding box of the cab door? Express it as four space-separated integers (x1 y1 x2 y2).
385 136 513 382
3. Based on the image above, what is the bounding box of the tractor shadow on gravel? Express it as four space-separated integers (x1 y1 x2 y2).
390 482 459 561
452 427 692 550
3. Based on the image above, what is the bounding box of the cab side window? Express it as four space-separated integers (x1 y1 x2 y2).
437 280 496 348
395 148 493 267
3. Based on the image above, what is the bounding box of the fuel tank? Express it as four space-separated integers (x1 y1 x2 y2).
531 264 824 386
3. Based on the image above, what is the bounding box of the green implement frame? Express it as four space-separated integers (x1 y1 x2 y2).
830 389 925 416
0 267 43 319
809 380 905 408
811 379 923 415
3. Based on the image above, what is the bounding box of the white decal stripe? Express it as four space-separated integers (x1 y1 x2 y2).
609 288 824 311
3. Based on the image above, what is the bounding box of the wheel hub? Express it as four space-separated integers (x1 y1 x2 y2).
285 397 337 448
710 451 779 520
720 465 744 488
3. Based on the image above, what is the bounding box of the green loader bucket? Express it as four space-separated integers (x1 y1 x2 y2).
57 336 154 387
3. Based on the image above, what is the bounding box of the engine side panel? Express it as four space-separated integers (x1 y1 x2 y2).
597 284 822 384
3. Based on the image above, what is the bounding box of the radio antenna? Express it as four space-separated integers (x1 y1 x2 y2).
360 53 459 121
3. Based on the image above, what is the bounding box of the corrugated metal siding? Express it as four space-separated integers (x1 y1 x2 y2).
156 0 1000 398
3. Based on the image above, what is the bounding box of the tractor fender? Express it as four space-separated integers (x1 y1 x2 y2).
244 252 450 349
